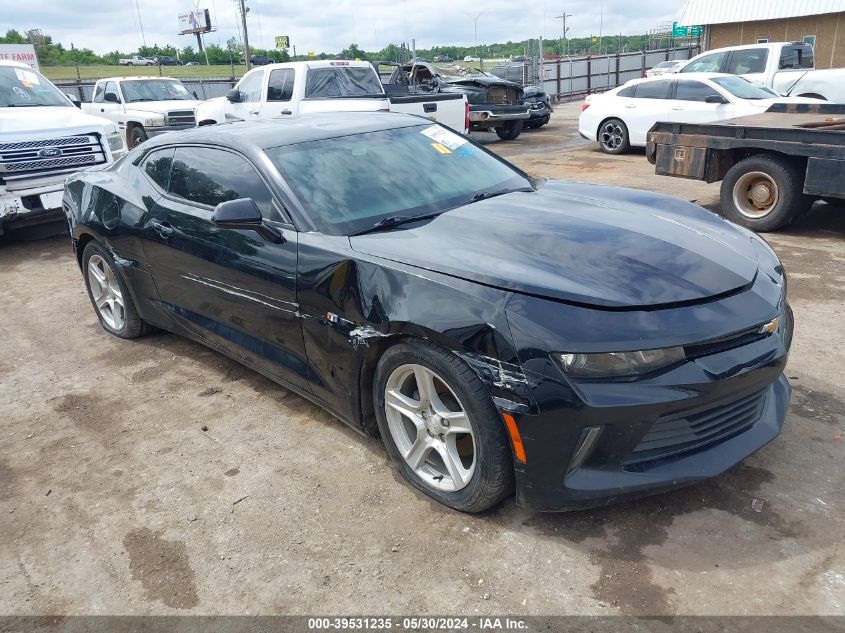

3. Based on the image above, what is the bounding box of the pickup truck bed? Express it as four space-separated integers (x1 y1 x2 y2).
647 103 845 231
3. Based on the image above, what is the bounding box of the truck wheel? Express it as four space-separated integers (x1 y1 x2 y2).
129 126 149 148
720 156 812 232
495 120 523 141
126 62 133 66
598 118 630 154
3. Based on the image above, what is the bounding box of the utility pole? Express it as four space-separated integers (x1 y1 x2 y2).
555 12 572 57
466 8 490 58
237 0 251 70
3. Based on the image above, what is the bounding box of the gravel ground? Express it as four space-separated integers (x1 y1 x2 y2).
1 103 843 616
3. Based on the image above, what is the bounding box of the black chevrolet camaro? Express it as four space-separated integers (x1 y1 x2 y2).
63 112 792 513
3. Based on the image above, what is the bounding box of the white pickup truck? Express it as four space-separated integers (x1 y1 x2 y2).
0 60 125 237
118 56 155 66
195 60 468 133
679 42 845 102
81 77 203 148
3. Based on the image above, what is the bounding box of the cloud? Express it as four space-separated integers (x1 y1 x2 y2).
8 0 684 54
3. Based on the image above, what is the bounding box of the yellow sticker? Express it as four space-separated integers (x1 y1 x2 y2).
431 142 451 154
21 81 32 88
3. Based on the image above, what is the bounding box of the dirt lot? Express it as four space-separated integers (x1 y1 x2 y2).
1 102 843 616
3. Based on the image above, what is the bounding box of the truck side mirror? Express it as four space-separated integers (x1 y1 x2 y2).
104 93 120 104
65 93 82 108
226 88 242 103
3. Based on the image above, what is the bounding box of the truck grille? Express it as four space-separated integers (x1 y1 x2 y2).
0 134 106 185
625 389 767 466
166 110 196 127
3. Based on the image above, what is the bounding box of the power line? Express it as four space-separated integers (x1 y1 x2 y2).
134 0 147 48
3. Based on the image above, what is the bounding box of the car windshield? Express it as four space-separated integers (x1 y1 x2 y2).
265 124 531 235
0 66 71 107
304 66 384 98
711 76 779 100
121 79 193 102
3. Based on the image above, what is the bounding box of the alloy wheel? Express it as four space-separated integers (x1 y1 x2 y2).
87 254 126 330
383 363 476 492
600 121 625 151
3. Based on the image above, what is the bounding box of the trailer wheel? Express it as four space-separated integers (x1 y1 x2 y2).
720 155 812 232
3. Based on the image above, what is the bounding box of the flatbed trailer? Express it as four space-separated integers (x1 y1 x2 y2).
646 103 845 231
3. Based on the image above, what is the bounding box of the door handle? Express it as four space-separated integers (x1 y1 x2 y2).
624 104 636 109
423 103 437 113
280 109 292 115
248 109 260 115
671 106 684 110
150 219 173 238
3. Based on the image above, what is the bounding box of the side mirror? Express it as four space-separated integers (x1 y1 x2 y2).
212 198 284 243
705 94 729 104
226 88 242 103
65 92 81 108
104 92 120 103
192 90 198 99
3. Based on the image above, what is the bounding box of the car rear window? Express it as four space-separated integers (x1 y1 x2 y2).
779 45 814 69
304 66 384 98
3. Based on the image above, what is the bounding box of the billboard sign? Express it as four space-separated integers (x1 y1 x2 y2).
672 22 703 38
0 44 39 70
178 8 211 34
275 36 290 49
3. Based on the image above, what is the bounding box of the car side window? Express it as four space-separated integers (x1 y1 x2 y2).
141 148 174 191
617 85 636 97
168 146 282 221
681 51 727 73
236 71 263 103
726 48 768 74
104 81 120 103
93 83 105 103
633 80 671 99
267 69 294 102
675 80 723 102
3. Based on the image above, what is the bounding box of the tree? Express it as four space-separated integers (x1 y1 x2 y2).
0 29 27 44
339 43 367 61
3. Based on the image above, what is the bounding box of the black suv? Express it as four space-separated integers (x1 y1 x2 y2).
250 55 274 65
155 56 181 66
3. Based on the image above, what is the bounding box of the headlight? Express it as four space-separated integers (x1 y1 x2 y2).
105 132 125 153
144 115 166 127
557 347 686 378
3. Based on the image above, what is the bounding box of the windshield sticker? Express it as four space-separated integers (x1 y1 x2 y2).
420 125 467 150
15 68 40 87
430 142 452 154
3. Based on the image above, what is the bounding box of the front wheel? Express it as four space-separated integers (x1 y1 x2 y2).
129 125 149 148
374 341 514 513
495 120 523 141
719 155 812 231
598 118 630 154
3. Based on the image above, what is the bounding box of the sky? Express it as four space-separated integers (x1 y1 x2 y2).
8 0 686 54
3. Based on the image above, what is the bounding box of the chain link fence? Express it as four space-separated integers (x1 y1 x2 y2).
54 77 238 102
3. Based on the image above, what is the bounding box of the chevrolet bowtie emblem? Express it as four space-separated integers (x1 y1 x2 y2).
761 318 779 335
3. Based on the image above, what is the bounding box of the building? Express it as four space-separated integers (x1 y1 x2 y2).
678 0 845 68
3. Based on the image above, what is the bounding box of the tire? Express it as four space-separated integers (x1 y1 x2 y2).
126 62 133 66
129 125 148 148
82 241 152 339
719 155 813 232
598 118 630 154
373 341 514 513
534 116 549 128
495 120 523 141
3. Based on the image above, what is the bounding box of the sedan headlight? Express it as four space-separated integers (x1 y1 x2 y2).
558 347 686 378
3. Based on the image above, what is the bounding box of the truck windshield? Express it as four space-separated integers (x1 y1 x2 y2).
265 123 531 236
121 79 193 102
711 76 779 100
304 66 384 98
0 66 71 107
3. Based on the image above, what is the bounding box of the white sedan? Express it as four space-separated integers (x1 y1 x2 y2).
645 60 684 77
578 72 822 154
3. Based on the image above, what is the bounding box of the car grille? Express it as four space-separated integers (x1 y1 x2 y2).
625 389 767 466
0 134 106 185
166 110 196 127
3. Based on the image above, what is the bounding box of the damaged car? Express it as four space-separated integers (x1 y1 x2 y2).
64 112 792 513
390 61 530 140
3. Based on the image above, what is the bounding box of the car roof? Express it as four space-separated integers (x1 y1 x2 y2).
142 111 429 153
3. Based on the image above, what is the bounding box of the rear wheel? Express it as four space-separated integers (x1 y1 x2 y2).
495 120 523 141
374 341 514 513
720 155 812 231
82 241 152 339
598 118 630 154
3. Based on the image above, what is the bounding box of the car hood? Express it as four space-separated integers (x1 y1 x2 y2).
349 181 759 309
0 106 118 137
123 99 202 113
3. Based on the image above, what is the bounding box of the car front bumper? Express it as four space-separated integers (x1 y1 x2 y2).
507 305 793 511
0 187 67 236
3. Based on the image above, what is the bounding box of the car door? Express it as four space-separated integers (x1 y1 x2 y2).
97 80 124 122
668 79 736 124
260 67 296 117
623 79 672 145
140 144 309 391
725 48 769 85
229 69 264 121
